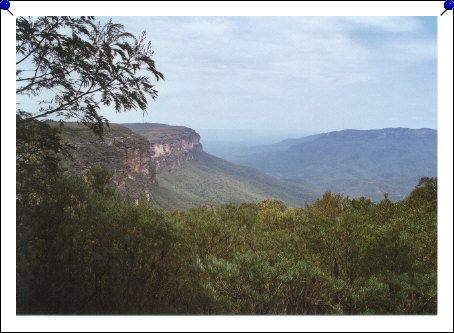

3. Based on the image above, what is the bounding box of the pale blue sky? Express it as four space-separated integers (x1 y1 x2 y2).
23 16 438 134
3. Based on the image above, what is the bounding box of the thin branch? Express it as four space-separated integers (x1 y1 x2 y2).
16 72 50 82
27 69 125 121
16 68 76 94
16 50 36 66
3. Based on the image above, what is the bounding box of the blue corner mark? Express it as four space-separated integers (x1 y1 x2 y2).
441 0 454 15
0 0 13 15
445 0 454 10
0 0 10 9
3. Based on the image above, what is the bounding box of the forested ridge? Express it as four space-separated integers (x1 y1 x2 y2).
17 118 437 315
223 128 437 202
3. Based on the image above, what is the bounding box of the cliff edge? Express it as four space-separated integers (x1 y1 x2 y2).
58 122 204 201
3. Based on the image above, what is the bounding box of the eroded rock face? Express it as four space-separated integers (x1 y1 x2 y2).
60 123 203 200
149 137 203 171
122 123 204 171
60 126 156 199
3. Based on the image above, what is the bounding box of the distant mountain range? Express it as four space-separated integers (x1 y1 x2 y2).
225 128 437 201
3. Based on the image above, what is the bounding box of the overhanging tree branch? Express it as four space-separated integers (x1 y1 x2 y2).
16 16 164 136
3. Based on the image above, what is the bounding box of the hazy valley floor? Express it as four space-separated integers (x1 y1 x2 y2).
150 152 320 210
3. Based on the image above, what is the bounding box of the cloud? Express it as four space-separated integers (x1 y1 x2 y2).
97 16 436 132
148 17 433 87
338 16 422 33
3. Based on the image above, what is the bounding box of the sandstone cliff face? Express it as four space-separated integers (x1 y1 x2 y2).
104 136 157 190
60 123 203 200
149 136 203 171
60 125 156 199
122 123 204 171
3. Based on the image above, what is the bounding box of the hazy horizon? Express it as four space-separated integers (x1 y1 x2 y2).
102 121 438 147
115 123 438 146
22 16 437 134
97 16 437 133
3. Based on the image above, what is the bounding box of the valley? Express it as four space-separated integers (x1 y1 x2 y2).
58 122 319 209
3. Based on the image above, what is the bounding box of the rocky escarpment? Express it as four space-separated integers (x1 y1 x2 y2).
59 122 204 200
122 123 203 171
149 138 203 170
58 123 156 199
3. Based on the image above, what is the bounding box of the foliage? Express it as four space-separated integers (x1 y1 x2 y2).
17 163 437 314
16 114 73 205
16 16 163 136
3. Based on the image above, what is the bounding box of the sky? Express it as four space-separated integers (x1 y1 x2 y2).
23 16 438 135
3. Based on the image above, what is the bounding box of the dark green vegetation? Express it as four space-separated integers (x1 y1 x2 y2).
225 128 437 201
151 152 320 210
17 121 437 313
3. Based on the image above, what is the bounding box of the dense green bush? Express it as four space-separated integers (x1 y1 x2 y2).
16 172 437 314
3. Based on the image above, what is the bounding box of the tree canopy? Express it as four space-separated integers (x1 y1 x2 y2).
16 16 164 135
16 171 437 314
